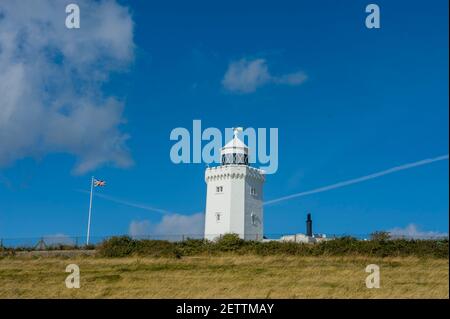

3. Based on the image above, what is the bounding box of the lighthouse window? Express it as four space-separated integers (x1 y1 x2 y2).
216 186 223 193
221 153 248 165
250 187 257 196
251 213 257 226
216 213 221 222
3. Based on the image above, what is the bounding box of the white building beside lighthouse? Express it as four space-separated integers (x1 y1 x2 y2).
204 128 265 241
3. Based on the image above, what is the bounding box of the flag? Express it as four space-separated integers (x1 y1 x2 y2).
94 179 106 187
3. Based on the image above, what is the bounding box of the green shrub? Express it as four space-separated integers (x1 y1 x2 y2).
136 240 179 257
176 238 209 255
370 231 391 241
96 235 448 258
215 233 244 252
316 236 360 256
97 236 137 257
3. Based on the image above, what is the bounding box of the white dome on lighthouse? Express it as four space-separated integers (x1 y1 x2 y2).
220 127 249 165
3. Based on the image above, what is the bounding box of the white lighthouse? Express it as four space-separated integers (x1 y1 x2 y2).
204 128 265 241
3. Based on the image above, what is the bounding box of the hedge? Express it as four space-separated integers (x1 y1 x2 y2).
96 234 449 258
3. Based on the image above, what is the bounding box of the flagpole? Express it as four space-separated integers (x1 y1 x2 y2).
86 176 94 245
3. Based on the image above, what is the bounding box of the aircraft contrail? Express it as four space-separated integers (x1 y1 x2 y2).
264 154 449 206
75 154 448 213
75 189 174 215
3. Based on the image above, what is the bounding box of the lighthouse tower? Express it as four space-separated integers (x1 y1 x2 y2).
204 128 265 241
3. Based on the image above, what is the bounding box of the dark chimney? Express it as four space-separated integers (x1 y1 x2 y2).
306 213 313 237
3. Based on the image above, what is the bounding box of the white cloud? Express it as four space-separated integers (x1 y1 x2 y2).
129 213 205 239
388 224 448 239
129 220 152 237
222 58 307 94
275 71 308 85
0 0 135 174
222 58 271 93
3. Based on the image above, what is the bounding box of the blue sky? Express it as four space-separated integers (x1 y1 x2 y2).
0 0 448 240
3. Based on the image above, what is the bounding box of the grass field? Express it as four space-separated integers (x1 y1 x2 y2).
0 255 448 298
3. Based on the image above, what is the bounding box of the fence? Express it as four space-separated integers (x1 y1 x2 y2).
0 233 448 250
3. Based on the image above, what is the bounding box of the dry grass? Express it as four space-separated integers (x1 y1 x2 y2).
0 255 447 298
